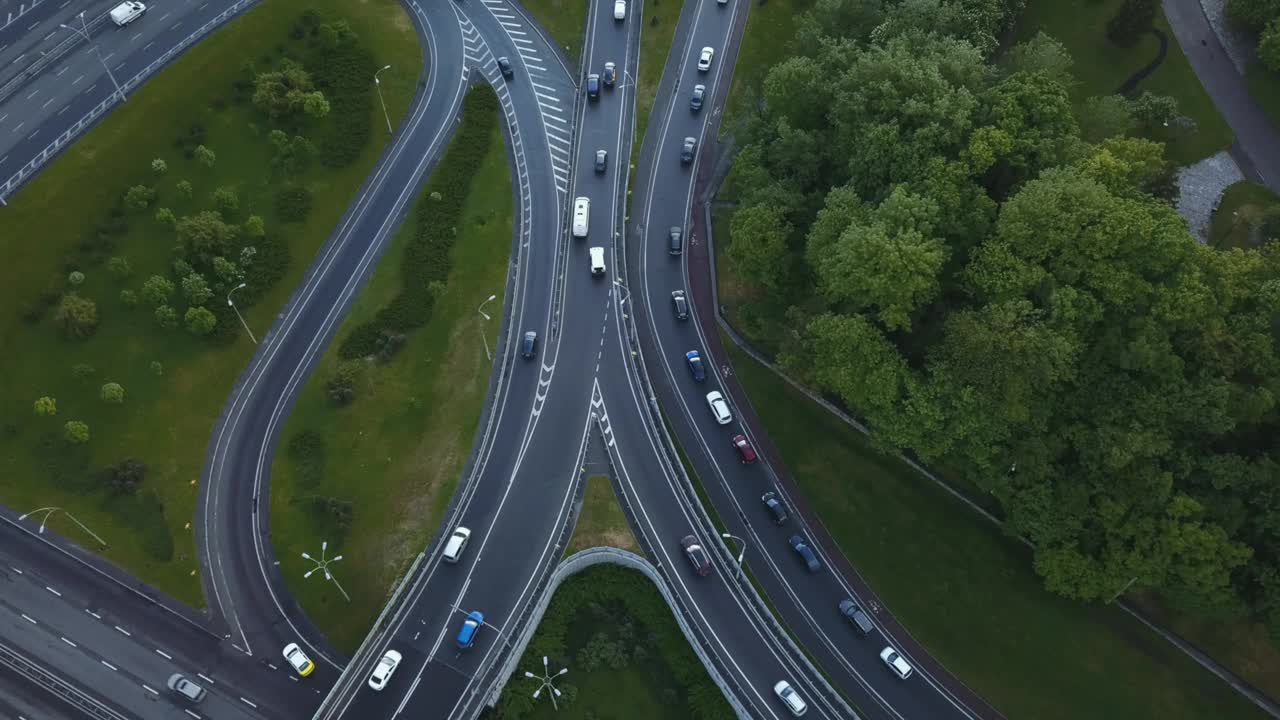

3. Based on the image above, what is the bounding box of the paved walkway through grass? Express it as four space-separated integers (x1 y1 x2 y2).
1163 0 1280 192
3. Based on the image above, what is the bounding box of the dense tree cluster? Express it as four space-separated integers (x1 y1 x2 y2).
727 0 1280 633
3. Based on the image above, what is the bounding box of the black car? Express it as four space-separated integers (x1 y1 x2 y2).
497 56 513 80
595 149 608 174
690 84 705 112
521 331 537 359
668 226 683 256
789 534 821 573
671 290 689 320
586 74 601 100
680 137 696 163
603 62 617 87
761 491 788 525
680 535 712 576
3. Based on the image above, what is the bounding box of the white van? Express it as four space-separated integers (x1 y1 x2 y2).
110 1 146 26
572 197 590 238
442 526 471 563
589 247 606 276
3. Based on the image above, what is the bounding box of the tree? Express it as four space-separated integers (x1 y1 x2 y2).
119 289 139 307
33 397 57 416
151 158 168 174
1226 0 1280 31
185 306 218 335
55 293 99 339
107 256 132 281
1130 91 1179 130
100 382 125 404
303 93 331 119
212 186 239 216
1106 0 1156 47
1006 32 1074 85
1260 19 1280 72
327 360 363 405
176 211 238 262
150 361 164 376
71 363 96 380
63 420 90 444
194 144 216 168
212 256 244 285
103 458 146 495
155 207 176 226
253 61 327 119
67 271 85 287
181 273 213 305
269 131 315 174
244 215 266 238
124 184 156 211
175 180 194 199
727 205 792 291
140 275 175 306
154 304 178 329
1078 95 1136 143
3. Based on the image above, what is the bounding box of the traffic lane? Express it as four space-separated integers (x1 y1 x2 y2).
0 0 240 180
0 0 105 72
0 661 103 720
597 364 845 720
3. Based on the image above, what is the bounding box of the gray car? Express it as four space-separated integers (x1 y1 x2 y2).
690 84 705 112
167 674 206 703
669 226 683 255
680 137 696 164
839 598 875 635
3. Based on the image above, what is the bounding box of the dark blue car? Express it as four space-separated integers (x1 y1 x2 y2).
457 610 484 649
685 350 706 382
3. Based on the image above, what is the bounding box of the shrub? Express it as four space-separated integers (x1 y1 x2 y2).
311 36 378 167
63 420 90 444
244 215 266 238
1261 19 1280 72
212 186 241 217
155 304 179 329
326 359 363 405
101 457 146 494
150 361 164 376
124 184 157 210
194 144 217 168
141 275 176 306
120 288 139 307
71 363 96 380
152 158 168 174
1130 91 1179 130
107 256 133 280
55 293 99 339
178 211 239 262
175 180 194 199
185 306 218 335
337 87 499 358
33 397 57 416
100 382 125 404
181 273 213 305
275 183 314 222
1226 0 1280 31
287 430 326 489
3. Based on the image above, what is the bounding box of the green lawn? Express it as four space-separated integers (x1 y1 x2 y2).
566 475 639 554
719 0 815 137
0 0 421 606
494 565 732 720
521 0 590 69
270 96 512 653
718 335 1266 720
1015 0 1232 164
1247 62 1280 132
627 0 682 191
1209 181 1280 249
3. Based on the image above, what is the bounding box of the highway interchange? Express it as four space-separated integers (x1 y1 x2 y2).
0 0 1002 718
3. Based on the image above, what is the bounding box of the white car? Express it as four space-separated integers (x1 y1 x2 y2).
613 0 626 20
697 47 714 72
880 646 913 680
282 642 315 677
368 649 403 691
705 391 732 425
773 680 808 716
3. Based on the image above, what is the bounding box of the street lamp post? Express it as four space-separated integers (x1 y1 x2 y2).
477 293 497 362
373 65 393 135
721 533 746 580
18 507 107 548
61 13 126 103
301 541 350 602
1107 576 1138 604
523 655 569 710
226 283 258 345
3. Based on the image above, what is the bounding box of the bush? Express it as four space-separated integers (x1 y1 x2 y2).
54 293 99 339
185 306 218 335
63 420 90 444
141 275 176 306
275 183 314 222
326 359 363 405
72 363 96 380
338 87 499 358
155 304 179 329
1261 19 1280 72
34 396 57 416
107 256 133 280
124 184 157 211
101 457 146 494
1226 0 1280 32
310 35 378 167
212 186 240 217
100 382 126 404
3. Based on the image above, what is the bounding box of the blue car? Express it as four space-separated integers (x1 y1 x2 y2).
685 350 706 382
456 610 484 649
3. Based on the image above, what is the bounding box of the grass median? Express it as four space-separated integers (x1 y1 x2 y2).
269 87 512 653
0 0 420 606
716 329 1265 720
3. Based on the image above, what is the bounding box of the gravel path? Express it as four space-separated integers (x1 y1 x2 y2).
1177 150 1243 242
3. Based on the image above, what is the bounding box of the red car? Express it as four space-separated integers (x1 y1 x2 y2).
731 434 757 464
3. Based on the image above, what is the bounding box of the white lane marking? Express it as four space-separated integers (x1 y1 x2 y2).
143 41 153 51
100 660 118 671
9 566 21 574
142 684 158 696
238 697 258 708
71 74 82 85
184 711 201 719
85 609 101 619
131 32 141 41
25 88 39 100
58 104 70 116
20 614 36 624
42 97 54 109
114 625 131 637
60 637 76 648
155 649 172 660
84 84 96 95
196 673 215 684
44 586 61 597
101 52 114 63
55 65 68 76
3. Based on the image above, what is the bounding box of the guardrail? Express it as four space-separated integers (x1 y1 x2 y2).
484 546 752 718
0 638 130 720
0 13 108 104
0 0 261 205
